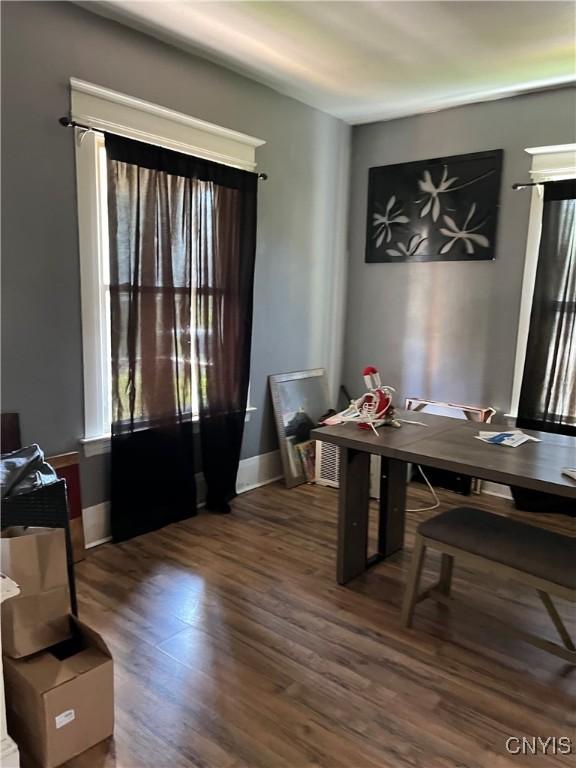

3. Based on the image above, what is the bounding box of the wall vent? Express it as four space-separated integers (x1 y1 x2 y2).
316 441 381 498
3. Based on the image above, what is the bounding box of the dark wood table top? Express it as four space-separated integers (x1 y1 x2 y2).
311 409 460 454
311 412 576 500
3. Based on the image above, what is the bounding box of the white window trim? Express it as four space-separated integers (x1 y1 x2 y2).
508 143 576 418
71 78 264 171
77 130 111 446
74 80 264 457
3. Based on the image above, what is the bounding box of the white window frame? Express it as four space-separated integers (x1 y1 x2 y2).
508 143 576 418
74 79 264 456
76 130 112 454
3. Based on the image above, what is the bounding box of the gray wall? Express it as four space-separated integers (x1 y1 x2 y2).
1 2 350 506
344 89 575 415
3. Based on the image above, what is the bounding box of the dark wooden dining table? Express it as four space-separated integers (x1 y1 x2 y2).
311 411 576 584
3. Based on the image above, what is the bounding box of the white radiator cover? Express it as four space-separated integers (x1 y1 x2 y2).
315 441 381 499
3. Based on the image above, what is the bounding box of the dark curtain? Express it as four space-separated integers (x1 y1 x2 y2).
513 179 575 516
193 171 258 513
106 135 257 539
517 179 576 436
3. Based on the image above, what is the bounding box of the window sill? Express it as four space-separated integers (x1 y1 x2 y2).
80 434 112 457
80 406 257 457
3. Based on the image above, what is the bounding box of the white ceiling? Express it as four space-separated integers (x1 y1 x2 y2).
91 1 575 124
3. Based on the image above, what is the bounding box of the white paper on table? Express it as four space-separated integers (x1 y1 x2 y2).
475 430 541 447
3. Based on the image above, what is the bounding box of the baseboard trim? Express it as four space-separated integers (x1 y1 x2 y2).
81 451 282 547
481 481 513 500
236 450 282 494
86 535 113 549
82 502 111 549
82 458 514 549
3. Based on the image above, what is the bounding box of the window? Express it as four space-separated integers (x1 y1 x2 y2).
508 144 576 419
73 79 264 455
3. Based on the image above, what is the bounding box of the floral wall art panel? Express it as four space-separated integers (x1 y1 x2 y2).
365 150 503 263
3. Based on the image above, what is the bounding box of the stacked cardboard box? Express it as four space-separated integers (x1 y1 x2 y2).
1 527 114 767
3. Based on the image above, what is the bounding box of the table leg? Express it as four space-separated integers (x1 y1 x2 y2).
337 447 370 585
378 458 407 557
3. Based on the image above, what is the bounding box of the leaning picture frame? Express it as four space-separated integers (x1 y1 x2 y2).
269 369 331 488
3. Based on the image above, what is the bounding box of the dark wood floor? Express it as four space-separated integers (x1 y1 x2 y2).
64 482 575 768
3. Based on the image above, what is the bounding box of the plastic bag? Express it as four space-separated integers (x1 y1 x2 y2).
0 444 58 499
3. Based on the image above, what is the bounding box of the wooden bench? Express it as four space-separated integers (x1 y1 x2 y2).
401 507 576 662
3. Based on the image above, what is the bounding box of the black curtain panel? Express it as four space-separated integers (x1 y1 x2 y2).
106 135 257 539
512 179 575 516
517 179 576 436
193 162 258 513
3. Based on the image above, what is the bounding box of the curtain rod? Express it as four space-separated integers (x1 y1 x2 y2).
512 181 543 190
58 117 268 180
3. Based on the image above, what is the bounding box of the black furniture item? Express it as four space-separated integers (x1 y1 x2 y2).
1 479 77 614
509 486 575 516
0 413 21 454
411 465 472 495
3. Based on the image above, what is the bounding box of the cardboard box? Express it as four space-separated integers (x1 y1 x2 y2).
1 527 72 658
3 616 114 768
